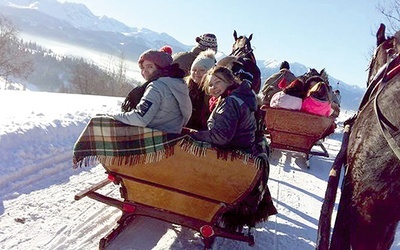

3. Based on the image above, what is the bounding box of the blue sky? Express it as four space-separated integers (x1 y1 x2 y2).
66 0 389 88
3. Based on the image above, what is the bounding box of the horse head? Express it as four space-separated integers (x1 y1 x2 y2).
358 23 400 110
222 30 261 93
367 23 400 85
299 68 330 93
231 30 254 59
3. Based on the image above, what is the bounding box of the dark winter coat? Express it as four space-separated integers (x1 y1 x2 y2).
261 69 297 104
185 78 210 131
191 80 257 153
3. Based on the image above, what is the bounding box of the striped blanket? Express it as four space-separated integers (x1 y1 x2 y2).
72 116 185 168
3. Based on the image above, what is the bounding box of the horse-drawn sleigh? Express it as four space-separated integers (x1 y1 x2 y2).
72 116 277 249
261 105 335 168
260 67 337 168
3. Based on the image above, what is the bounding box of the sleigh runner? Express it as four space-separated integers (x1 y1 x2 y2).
73 116 277 249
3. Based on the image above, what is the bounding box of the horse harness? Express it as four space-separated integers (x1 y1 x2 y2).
229 41 256 63
360 51 400 161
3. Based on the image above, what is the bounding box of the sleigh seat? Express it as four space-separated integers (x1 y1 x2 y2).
261 106 336 167
73 116 277 249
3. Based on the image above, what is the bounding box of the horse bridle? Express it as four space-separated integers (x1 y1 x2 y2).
230 40 254 59
364 49 400 160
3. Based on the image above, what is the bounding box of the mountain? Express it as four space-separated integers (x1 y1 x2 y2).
0 0 191 61
259 60 365 111
0 0 365 111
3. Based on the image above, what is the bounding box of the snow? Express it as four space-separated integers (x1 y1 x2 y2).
0 89 399 250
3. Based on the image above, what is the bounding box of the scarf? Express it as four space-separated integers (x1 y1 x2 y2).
121 64 185 112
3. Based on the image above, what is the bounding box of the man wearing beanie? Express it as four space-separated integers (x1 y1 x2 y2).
112 47 192 134
261 60 297 105
172 33 217 76
185 49 216 130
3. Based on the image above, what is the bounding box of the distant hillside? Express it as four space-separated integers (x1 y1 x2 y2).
0 0 365 111
258 60 365 111
0 0 190 62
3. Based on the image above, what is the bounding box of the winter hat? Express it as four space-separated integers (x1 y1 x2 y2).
195 33 218 52
280 61 290 70
160 45 173 55
191 49 216 71
138 48 173 69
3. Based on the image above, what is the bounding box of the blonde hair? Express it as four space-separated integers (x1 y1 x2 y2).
307 82 331 102
201 66 239 94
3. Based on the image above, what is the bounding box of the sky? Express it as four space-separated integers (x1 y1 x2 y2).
0 90 399 249
62 0 390 88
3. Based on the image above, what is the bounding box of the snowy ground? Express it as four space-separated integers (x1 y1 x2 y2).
0 90 399 250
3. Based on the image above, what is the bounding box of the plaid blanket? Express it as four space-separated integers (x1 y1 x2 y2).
73 116 259 169
72 116 185 168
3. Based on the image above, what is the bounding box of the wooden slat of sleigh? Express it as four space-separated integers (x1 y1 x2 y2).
263 107 335 154
105 146 260 223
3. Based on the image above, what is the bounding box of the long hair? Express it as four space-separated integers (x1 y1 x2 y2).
307 82 331 102
202 66 239 95
283 79 306 98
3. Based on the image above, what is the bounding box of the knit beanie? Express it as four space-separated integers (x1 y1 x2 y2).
160 45 173 55
138 48 173 69
191 49 216 71
280 61 290 70
195 33 218 52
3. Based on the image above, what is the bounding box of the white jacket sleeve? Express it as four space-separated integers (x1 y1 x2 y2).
112 83 162 127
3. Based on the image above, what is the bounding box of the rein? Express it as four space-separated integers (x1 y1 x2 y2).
372 53 400 160
230 43 254 59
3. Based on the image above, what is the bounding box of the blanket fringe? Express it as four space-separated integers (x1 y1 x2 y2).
73 136 262 170
73 147 175 168
179 138 209 157
179 137 260 168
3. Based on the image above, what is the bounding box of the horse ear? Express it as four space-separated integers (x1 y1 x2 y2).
249 34 253 41
376 23 386 46
233 30 238 40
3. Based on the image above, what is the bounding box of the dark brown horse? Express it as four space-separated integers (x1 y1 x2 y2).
217 30 261 93
317 23 400 250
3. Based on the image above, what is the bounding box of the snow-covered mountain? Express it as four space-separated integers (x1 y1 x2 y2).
0 0 190 60
259 59 365 111
0 0 365 111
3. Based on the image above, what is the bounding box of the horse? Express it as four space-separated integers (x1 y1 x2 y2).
317 23 400 250
217 30 261 94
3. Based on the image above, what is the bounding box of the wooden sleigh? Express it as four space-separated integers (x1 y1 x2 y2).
261 106 336 167
73 117 276 249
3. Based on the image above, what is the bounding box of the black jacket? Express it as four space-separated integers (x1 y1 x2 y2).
191 80 257 153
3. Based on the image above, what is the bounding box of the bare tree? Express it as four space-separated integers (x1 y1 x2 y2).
69 53 138 96
98 52 137 96
0 15 34 86
70 59 101 95
378 0 400 34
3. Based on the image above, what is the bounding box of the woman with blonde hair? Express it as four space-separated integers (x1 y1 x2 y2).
190 66 258 154
301 81 334 116
185 49 215 130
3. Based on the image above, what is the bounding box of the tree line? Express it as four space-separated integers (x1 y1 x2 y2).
0 14 139 97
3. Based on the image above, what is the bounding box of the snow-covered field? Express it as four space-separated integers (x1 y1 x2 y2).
0 90 398 250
